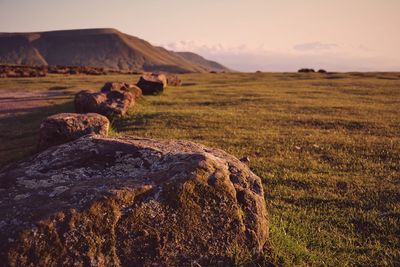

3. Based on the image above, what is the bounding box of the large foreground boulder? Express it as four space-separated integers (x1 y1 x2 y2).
0 136 269 266
74 88 135 118
38 113 109 150
136 74 167 95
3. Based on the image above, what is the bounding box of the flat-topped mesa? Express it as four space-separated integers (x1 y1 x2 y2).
0 135 269 266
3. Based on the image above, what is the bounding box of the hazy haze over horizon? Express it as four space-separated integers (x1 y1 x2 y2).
1 0 399 71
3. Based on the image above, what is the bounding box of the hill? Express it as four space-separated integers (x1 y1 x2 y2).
0 28 229 73
175 52 230 72
176 52 230 72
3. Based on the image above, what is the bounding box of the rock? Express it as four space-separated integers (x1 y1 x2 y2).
37 113 109 150
298 68 315 73
164 73 182 86
126 85 143 99
74 90 106 113
101 82 131 93
74 88 135 118
136 74 166 95
240 156 251 163
0 135 269 266
101 82 142 99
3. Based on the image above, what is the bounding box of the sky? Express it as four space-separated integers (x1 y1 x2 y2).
0 0 399 71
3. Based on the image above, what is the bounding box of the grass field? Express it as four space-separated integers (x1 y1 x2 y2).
0 72 399 266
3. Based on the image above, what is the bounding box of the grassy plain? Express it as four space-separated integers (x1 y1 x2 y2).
0 72 399 266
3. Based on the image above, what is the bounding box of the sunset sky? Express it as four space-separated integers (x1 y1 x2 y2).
1 0 399 71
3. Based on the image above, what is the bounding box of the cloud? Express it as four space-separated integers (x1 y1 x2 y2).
162 41 256 55
159 40 398 72
293 42 338 52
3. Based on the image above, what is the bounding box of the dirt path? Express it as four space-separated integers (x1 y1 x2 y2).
0 90 66 118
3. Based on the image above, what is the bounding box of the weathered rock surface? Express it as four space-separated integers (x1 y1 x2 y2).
38 113 109 150
74 88 135 118
136 74 167 95
0 135 269 266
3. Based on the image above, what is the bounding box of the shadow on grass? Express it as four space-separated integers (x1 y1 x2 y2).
181 82 197 87
0 101 74 168
112 113 163 132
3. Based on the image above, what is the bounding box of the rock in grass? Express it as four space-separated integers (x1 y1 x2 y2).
38 113 109 150
164 73 182 86
136 74 167 95
0 135 269 266
74 88 135 118
100 81 131 92
101 82 142 99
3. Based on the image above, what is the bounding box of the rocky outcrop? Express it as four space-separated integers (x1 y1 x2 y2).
0 135 269 266
136 74 167 95
37 113 109 150
74 88 135 118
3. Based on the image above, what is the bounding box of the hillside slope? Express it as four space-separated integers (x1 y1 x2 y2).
176 52 230 72
0 28 228 73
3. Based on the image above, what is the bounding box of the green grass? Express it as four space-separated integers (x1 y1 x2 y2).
0 72 399 266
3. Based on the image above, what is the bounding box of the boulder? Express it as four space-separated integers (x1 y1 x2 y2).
126 85 143 99
74 90 107 113
0 135 269 266
101 82 131 92
136 74 166 95
74 88 135 118
101 82 142 99
298 68 315 73
37 113 109 150
164 73 182 86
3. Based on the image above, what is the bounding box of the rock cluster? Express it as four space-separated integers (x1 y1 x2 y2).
0 135 269 266
0 65 46 78
0 71 270 265
75 82 140 118
101 82 143 99
0 64 111 78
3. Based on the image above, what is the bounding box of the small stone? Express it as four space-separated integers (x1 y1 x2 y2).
240 156 250 163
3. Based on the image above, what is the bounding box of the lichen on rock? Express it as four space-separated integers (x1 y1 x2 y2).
0 135 269 266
